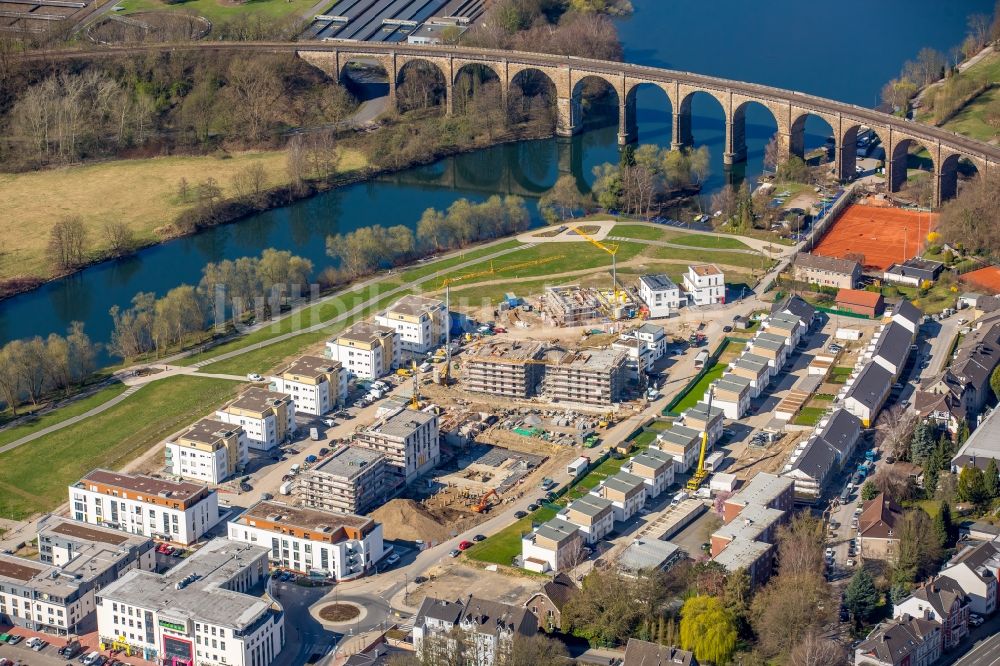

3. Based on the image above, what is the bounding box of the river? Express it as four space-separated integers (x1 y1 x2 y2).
0 0 991 362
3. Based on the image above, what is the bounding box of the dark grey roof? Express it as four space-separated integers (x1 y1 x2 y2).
845 363 893 409
893 299 923 327
624 638 695 666
771 294 816 323
816 409 861 458
795 252 860 275
539 572 578 611
790 437 838 482
886 259 944 281
856 615 940 666
415 596 464 626
873 322 913 369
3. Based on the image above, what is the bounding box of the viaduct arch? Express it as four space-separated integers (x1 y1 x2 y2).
24 41 1000 207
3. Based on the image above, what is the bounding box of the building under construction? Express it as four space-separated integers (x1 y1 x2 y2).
462 341 627 407
543 285 601 326
462 340 547 399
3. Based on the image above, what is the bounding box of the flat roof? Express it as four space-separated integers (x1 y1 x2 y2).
714 374 751 393
683 401 723 422
79 469 207 502
0 556 46 582
736 353 770 373
565 494 613 518
533 518 579 544
729 472 792 509
713 537 772 571
98 539 272 630
275 354 341 379
224 387 292 413
713 505 784 542
47 520 129 546
383 294 444 317
176 418 241 446
617 539 679 571
466 339 546 363
690 264 722 277
337 321 395 345
954 407 1000 469
311 445 386 479
365 407 436 439
237 500 373 533
639 274 677 291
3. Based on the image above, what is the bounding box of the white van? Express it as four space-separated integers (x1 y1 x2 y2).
671 491 689 506
83 652 101 665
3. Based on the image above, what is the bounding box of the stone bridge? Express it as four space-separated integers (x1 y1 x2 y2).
28 41 1000 206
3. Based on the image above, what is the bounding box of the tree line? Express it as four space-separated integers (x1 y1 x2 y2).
588 144 711 217
1 52 355 170
555 512 842 665
937 171 1000 259
109 249 313 360
326 196 529 278
0 323 97 415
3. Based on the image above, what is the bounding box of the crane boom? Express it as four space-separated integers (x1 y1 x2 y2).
686 387 713 492
567 225 624 316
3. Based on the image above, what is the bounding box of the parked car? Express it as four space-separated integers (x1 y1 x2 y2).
261 492 274 501
458 540 473 551
970 613 984 627
240 482 253 492
6 635 22 645
514 510 527 519
385 553 400 565
723 325 733 333
25 637 41 649
472 534 486 542
449 549 461 558
414 576 428 584
33 640 49 652
527 503 539 511
247 373 263 382
170 548 184 557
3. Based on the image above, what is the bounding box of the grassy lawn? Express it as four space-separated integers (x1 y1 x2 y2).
890 283 957 315
668 234 751 250
0 149 367 283
649 245 770 271
793 406 827 427
397 240 523 283
445 241 649 286
828 366 854 384
465 505 558 566
942 86 1000 142
632 430 658 447
446 278 568 306
119 0 318 22
0 384 129 448
0 376 240 519
646 419 672 432
611 224 681 241
671 362 726 414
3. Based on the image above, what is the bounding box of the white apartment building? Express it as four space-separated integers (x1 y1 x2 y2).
521 518 582 573
638 274 682 318
592 472 647 523
374 294 448 355
634 323 667 360
216 388 296 451
413 596 536 666
95 539 284 666
0 517 155 636
228 500 384 581
69 470 220 545
559 495 614 545
611 336 653 383
683 264 726 306
165 418 248 485
326 321 399 380
354 406 440 487
623 448 675 499
269 355 346 416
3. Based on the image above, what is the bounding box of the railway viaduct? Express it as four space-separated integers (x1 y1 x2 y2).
28 40 1000 206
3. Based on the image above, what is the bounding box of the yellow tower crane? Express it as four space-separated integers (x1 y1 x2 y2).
436 254 564 383
566 225 624 316
685 386 714 492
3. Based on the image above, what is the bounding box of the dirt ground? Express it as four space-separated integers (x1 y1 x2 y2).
372 498 486 544
406 562 542 608
960 266 1000 294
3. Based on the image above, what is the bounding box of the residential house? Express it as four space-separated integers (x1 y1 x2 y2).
730 353 772 398
656 424 704 472
269 355 347 415
227 500 384 580
592 472 647 522
326 321 399 379
893 578 970 650
638 274 682 318
793 252 861 289
836 288 885 318
711 503 785 556
708 374 752 419
771 294 817 329
165 418 248 484
784 436 840 502
613 336 654 383
721 472 795 523
815 409 863 463
713 538 774 589
525 573 578 632
884 258 945 288
624 639 696 666
295 445 389 515
854 614 942 666
683 264 725 306
952 404 1000 473
871 321 914 380
215 388 296 450
521 518 583 573
938 541 1000 616
891 299 924 336
412 596 536 666
634 323 668 360
858 493 903 562
623 448 675 499
617 539 682 576
749 332 789 371
679 401 724 446
764 311 806 347
374 294 447 355
844 362 893 427
560 494 614 545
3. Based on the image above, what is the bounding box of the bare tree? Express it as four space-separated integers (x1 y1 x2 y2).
967 13 992 52
788 631 846 666
225 57 284 142
872 464 914 504
875 405 919 461
776 513 825 578
47 215 88 270
231 162 269 206
102 221 137 258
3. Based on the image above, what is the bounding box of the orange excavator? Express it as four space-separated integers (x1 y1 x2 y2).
472 489 500 513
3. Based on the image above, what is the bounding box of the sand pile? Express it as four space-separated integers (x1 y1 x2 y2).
372 499 478 543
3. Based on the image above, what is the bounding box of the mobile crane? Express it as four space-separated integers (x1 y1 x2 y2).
685 387 714 492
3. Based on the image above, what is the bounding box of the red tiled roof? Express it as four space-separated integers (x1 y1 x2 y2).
836 289 883 309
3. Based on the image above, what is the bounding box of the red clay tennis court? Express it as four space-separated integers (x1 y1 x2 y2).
812 204 938 271
961 266 1000 293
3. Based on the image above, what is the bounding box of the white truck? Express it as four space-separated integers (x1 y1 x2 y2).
279 481 293 495
567 456 590 479
703 451 726 472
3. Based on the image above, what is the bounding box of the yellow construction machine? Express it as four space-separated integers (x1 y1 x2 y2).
686 387 714 492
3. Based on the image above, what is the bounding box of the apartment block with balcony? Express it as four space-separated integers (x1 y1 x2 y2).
269 355 346 416
165 418 248 485
215 388 296 451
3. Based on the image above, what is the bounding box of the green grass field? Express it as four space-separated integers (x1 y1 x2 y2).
0 376 240 519
464 505 558 566
0 384 128 448
671 363 726 414
398 240 523 283
649 245 770 270
828 367 854 384
118 0 318 22
668 234 751 250
631 430 658 447
793 406 827 427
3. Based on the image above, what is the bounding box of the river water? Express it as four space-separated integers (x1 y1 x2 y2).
1 0 991 361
